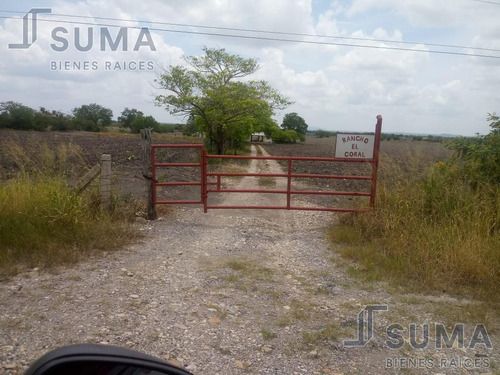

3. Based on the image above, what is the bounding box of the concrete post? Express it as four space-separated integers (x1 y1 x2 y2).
100 154 112 212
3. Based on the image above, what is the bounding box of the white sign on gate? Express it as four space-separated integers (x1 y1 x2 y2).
335 134 375 159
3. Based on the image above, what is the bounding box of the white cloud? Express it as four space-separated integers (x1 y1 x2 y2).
0 0 498 135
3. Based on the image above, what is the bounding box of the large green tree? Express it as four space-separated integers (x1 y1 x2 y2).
0 101 36 130
154 47 290 154
130 115 160 134
118 107 144 129
72 103 113 127
281 112 308 142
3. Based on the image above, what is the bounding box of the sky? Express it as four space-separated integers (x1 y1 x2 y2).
1 0 499 136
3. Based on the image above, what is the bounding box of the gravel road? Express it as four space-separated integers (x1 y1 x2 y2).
1 145 498 375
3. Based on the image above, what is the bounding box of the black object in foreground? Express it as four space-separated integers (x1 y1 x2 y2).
25 344 193 375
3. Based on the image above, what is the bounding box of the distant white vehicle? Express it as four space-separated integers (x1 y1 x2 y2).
250 132 272 143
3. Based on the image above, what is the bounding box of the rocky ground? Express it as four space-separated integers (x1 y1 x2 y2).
0 145 498 375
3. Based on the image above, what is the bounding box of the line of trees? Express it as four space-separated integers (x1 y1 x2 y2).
0 102 168 134
313 129 448 142
0 102 113 132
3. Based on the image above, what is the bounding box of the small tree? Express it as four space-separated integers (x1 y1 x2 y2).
0 101 36 130
118 108 144 129
282 112 308 141
72 103 113 127
130 115 160 134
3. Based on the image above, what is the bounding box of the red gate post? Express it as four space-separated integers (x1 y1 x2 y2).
287 159 292 209
202 148 208 213
369 115 383 208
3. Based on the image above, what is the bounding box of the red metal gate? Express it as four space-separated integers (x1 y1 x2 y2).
152 116 382 213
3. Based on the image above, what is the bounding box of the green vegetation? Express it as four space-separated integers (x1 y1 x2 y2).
72 103 113 127
313 128 448 141
117 107 144 129
225 258 275 282
154 47 290 154
0 101 186 135
314 129 336 138
446 113 500 185
261 327 277 340
329 115 500 301
266 112 308 143
0 142 139 276
302 323 344 346
271 129 302 144
0 101 113 132
280 112 308 142
129 115 161 134
0 101 72 131
118 108 175 134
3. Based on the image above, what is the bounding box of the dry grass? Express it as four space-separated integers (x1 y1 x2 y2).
0 141 140 276
302 322 345 346
261 327 278 340
225 257 275 282
329 150 500 301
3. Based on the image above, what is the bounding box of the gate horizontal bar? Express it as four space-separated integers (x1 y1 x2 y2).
155 200 203 204
207 154 375 163
208 188 288 194
207 188 370 196
292 190 370 196
206 172 372 180
206 205 371 212
156 182 202 186
152 144 204 148
207 172 288 178
154 162 202 167
289 207 371 212
292 173 372 180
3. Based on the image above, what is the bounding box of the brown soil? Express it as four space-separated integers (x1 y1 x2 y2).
0 129 203 198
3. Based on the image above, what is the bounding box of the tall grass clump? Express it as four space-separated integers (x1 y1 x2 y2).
330 115 500 300
0 141 139 276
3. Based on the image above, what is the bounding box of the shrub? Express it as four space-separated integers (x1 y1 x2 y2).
73 118 101 132
72 103 113 127
272 128 300 143
130 115 160 133
315 130 335 138
0 102 35 130
446 113 500 185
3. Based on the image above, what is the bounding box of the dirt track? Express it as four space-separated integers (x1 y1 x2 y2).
0 145 498 375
